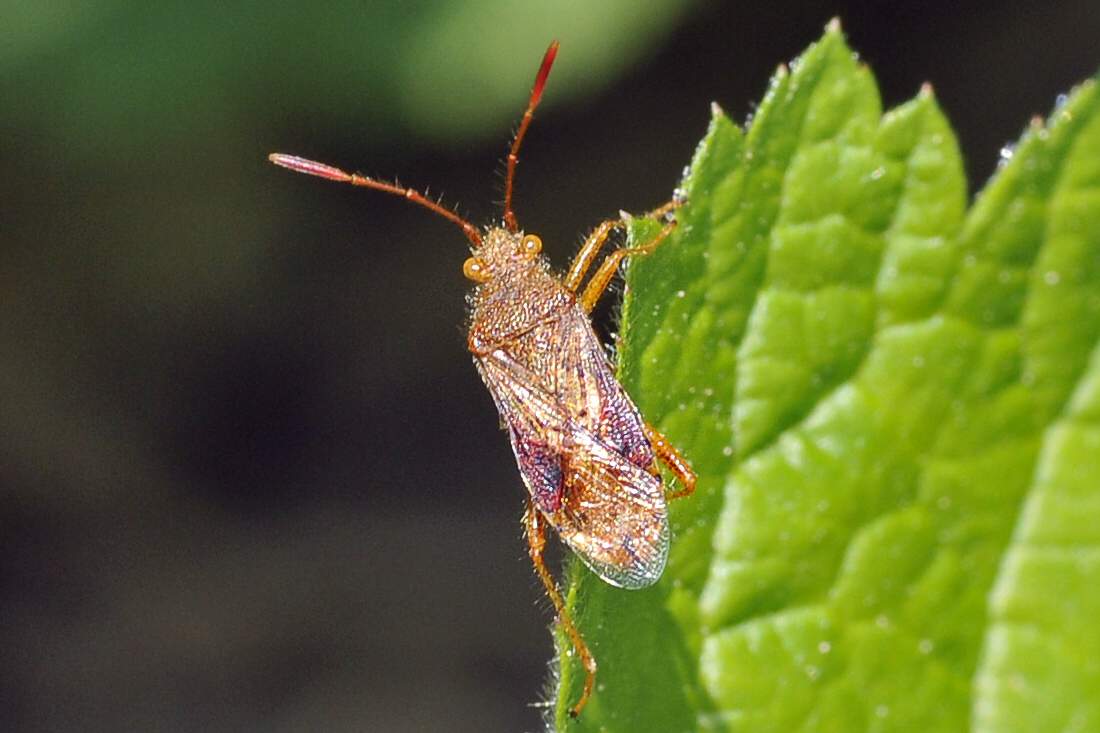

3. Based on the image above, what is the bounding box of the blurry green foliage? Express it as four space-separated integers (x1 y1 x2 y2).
556 25 1100 732
1 0 694 162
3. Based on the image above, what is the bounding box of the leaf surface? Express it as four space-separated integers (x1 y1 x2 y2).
554 25 1100 732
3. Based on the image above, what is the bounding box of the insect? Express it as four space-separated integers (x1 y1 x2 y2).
269 40 695 718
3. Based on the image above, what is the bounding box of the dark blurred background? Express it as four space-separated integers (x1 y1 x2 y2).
2 2 1097 731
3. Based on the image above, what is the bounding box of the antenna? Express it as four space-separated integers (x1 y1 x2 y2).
502 40 560 232
268 154 482 248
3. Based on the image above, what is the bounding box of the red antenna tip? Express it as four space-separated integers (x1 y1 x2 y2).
269 153 352 182
530 40 560 108
502 40 560 231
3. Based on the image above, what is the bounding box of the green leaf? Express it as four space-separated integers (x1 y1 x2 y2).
553 23 1100 732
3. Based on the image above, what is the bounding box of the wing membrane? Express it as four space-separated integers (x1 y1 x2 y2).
555 308 655 469
476 344 669 588
557 429 668 588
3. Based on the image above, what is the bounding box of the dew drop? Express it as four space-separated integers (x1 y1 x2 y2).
722 445 734 457
869 166 886 180
817 640 832 654
918 638 934 654
806 665 820 680
676 289 686 298
1044 270 1061 285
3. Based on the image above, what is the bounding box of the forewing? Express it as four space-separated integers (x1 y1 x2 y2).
475 320 670 588
554 429 669 588
476 349 569 512
555 306 655 470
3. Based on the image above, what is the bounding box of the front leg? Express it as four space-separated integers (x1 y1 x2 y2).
565 199 680 298
564 218 624 293
578 218 678 313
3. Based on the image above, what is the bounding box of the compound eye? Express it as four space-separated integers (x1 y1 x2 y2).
463 257 491 282
521 234 543 257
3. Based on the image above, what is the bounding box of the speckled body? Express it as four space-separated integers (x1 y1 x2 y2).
467 228 669 588
266 39 689 716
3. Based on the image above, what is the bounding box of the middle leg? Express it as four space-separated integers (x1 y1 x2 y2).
644 422 696 500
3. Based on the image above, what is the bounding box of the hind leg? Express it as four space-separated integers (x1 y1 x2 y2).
524 500 597 718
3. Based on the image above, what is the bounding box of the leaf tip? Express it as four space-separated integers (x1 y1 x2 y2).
775 62 790 78
710 101 726 119
825 16 842 34
919 81 935 99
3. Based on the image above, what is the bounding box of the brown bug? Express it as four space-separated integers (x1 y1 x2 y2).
269 40 695 718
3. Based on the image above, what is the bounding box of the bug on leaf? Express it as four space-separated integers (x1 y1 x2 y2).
269 40 695 718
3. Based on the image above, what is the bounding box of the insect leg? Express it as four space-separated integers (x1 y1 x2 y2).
644 423 696 500
578 218 678 313
524 500 596 718
565 200 680 293
564 219 624 292
645 199 679 220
